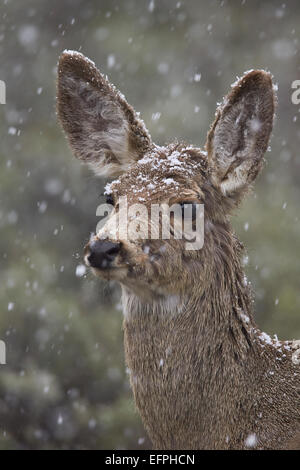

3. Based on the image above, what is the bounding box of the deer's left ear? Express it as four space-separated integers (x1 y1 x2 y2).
206 70 276 196
57 51 152 177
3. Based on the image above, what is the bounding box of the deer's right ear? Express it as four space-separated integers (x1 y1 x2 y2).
57 51 152 177
206 70 276 198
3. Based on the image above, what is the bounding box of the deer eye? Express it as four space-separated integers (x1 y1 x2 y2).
179 202 198 220
105 194 114 206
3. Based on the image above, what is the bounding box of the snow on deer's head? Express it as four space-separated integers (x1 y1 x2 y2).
57 51 276 300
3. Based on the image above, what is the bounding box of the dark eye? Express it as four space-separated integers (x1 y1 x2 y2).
179 201 198 220
105 194 114 206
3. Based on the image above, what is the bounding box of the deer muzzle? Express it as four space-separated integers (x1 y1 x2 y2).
85 239 121 269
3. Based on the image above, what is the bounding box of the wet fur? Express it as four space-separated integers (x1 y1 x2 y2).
57 52 300 449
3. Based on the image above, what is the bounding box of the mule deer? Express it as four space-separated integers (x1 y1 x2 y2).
57 51 300 449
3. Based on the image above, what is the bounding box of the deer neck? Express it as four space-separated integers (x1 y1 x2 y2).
122 249 299 449
122 255 260 449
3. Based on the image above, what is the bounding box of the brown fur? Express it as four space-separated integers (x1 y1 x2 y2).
57 52 300 449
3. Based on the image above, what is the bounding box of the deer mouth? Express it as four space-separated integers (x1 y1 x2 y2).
90 265 129 281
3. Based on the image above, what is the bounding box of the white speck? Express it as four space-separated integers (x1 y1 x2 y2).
104 179 120 195
272 39 294 60
157 63 169 75
37 87 43 95
76 264 86 277
170 84 182 98
7 211 18 224
18 25 39 49
275 298 279 306
138 437 145 445
39 307 47 318
194 73 201 82
107 54 115 69
95 27 109 41
8 126 17 135
163 178 177 186
88 419 97 429
45 178 63 195
275 7 285 18
148 0 155 12
57 415 63 425
152 112 161 121
38 201 48 214
245 433 257 448
244 222 249 231
242 255 249 266
259 331 273 345
159 358 164 367
280 149 291 162
239 312 250 324
250 118 261 132
8 302 14 311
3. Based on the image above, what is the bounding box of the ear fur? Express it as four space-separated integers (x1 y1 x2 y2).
57 50 152 177
206 70 276 196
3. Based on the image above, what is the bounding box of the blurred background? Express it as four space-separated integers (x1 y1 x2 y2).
0 0 299 450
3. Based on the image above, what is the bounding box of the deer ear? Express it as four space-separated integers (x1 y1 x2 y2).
206 70 276 196
57 51 152 177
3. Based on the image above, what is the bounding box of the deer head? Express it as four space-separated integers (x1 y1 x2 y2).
57 51 275 302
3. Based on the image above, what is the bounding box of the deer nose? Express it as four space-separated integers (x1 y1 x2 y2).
87 240 121 269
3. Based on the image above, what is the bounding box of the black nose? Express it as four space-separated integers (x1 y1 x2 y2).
87 240 121 269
